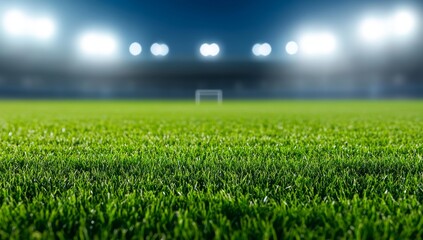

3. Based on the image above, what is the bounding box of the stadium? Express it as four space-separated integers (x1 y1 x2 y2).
0 0 422 239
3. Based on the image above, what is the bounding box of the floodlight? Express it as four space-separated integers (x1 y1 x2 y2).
77 32 118 58
151 43 169 56
252 43 272 57
285 41 299 55
32 17 56 40
200 43 220 57
299 32 337 56
358 17 388 43
2 9 57 41
2 9 28 36
391 10 417 36
129 42 142 56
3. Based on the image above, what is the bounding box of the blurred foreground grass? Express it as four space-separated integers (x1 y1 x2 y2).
0 101 422 239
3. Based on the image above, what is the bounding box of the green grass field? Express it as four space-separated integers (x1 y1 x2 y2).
0 101 422 239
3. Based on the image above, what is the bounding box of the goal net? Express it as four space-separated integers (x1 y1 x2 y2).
195 89 223 104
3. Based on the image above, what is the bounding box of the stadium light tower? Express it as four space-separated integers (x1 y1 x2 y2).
129 42 142 56
2 9 29 37
358 17 388 43
200 43 220 57
299 32 337 56
252 43 272 57
391 9 417 37
151 43 169 57
77 32 119 58
285 41 299 55
358 9 417 44
32 17 56 40
2 9 57 41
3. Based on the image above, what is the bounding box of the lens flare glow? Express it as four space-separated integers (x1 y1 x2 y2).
151 43 169 56
2 9 56 40
252 43 272 57
129 42 142 56
285 41 299 55
77 32 118 58
392 10 417 36
358 17 388 43
2 9 28 36
299 32 337 55
32 17 56 40
200 43 220 57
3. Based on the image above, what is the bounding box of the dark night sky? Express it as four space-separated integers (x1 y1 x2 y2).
2 0 422 59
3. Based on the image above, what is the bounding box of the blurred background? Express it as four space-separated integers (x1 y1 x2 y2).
0 0 422 99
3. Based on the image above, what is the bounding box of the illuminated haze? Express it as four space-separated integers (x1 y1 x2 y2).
0 0 420 60
0 0 422 98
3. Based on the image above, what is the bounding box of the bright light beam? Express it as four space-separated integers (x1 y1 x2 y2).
77 32 118 58
358 17 388 43
2 9 28 36
200 43 220 57
299 32 337 56
2 9 57 41
285 41 299 55
151 43 169 57
252 43 272 57
32 17 56 40
129 42 142 56
391 9 417 36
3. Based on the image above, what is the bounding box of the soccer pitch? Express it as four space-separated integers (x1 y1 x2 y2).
0 101 422 239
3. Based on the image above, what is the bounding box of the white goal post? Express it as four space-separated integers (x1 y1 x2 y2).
195 89 223 104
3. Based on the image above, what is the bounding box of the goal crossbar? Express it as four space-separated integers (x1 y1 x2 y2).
195 89 223 104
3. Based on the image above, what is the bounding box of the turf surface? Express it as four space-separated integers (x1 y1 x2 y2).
0 101 422 239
